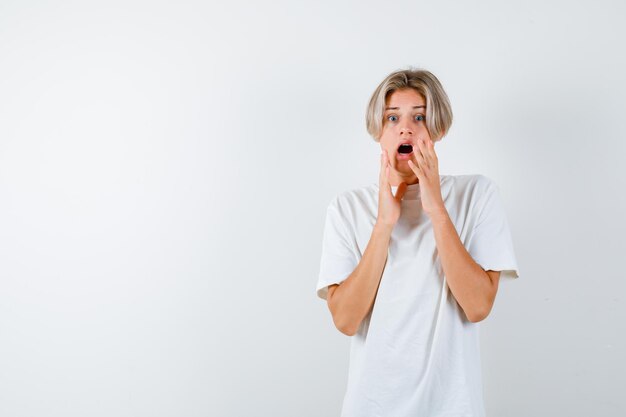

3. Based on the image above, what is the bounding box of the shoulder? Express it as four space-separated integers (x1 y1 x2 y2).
328 183 376 208
443 174 498 196
326 183 377 220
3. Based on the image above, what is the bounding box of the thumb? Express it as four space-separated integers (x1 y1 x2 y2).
382 164 394 198
394 182 408 202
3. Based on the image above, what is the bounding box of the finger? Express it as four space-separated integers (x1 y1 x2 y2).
385 162 393 193
394 181 408 201
413 144 428 169
420 137 436 164
380 152 386 176
427 138 439 167
379 152 391 193
426 137 435 150
408 159 421 177
416 138 428 163
380 151 389 186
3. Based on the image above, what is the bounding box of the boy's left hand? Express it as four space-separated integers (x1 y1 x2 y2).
408 137 446 217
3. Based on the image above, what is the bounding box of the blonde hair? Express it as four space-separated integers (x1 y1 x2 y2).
366 68 453 142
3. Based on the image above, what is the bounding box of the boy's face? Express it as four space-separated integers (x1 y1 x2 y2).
379 88 434 185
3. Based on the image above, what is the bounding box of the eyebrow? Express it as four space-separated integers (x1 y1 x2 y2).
384 105 426 110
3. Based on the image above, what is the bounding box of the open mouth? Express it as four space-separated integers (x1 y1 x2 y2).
397 143 413 154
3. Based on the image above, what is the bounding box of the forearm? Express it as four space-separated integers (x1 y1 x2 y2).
329 222 393 335
429 209 493 322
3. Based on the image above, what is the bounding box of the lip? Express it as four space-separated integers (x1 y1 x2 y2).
396 151 413 160
395 140 415 160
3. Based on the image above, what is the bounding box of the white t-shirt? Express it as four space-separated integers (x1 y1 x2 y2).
317 174 519 417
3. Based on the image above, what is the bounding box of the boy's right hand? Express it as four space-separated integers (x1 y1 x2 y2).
377 150 407 227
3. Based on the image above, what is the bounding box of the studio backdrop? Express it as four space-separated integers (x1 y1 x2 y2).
0 1 624 416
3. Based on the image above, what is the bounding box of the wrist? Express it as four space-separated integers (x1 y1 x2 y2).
374 220 395 234
427 207 449 223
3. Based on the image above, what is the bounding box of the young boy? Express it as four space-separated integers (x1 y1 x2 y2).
316 68 520 417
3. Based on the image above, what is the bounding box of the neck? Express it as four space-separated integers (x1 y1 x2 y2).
389 175 419 187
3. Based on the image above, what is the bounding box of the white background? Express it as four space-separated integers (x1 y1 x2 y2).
1 1 625 416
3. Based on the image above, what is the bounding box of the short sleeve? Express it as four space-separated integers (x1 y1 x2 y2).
466 178 520 279
316 198 359 300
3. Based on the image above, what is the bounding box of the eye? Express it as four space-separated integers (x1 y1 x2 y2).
415 114 425 122
386 114 398 122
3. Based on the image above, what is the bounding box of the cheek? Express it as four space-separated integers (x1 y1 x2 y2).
378 137 390 150
380 131 394 147
418 124 431 137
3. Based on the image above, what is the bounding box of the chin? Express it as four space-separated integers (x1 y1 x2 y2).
395 163 413 173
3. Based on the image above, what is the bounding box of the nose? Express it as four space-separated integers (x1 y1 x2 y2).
398 117 413 135
400 126 413 136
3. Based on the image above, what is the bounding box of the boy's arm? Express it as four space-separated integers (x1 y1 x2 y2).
430 209 500 322
326 222 393 336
